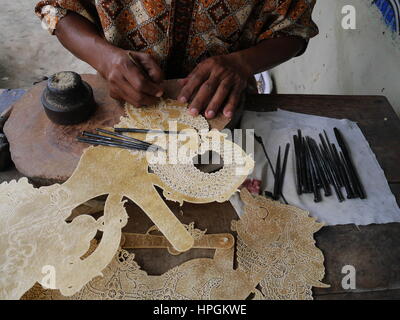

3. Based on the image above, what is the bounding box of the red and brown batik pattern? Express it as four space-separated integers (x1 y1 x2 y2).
35 0 318 76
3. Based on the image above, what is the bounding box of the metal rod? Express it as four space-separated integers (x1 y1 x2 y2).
325 143 353 199
303 137 312 193
334 127 366 199
338 158 355 199
254 134 275 176
293 135 302 195
322 131 344 187
332 143 358 198
308 138 331 197
273 146 281 201
81 131 156 151
279 143 290 198
128 52 153 82
305 139 321 202
319 133 336 184
255 134 288 204
77 137 151 151
321 145 345 202
96 128 152 146
298 130 308 193
320 132 355 198
114 128 181 134
314 142 332 185
339 151 360 199
82 131 143 147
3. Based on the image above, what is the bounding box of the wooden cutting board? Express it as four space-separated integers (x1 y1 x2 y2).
4 74 231 184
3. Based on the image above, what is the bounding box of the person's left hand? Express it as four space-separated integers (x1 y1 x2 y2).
177 54 252 119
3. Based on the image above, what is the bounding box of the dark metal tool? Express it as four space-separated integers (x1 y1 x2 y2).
293 135 302 195
322 144 352 199
114 128 181 134
273 147 281 200
308 138 331 197
305 139 321 203
279 143 290 197
77 126 163 152
339 151 357 199
77 136 151 151
80 135 150 151
334 127 366 199
292 128 365 204
319 133 338 186
322 131 344 188
314 142 332 185
303 137 312 193
255 134 288 204
332 143 358 198
254 134 275 176
298 130 309 193
320 132 355 199
318 143 345 202
96 128 152 146
128 52 157 85
82 131 144 148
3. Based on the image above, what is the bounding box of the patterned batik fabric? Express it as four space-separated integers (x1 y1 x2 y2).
35 0 318 77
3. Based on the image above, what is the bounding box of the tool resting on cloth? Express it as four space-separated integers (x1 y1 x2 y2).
235 109 400 225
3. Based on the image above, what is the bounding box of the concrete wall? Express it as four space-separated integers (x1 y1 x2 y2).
271 0 400 115
0 0 94 89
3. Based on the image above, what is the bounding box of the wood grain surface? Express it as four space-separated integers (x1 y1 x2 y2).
4 74 231 184
3 79 400 299
4 75 125 184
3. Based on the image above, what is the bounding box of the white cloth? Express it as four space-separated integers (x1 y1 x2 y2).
254 71 273 94
230 109 400 226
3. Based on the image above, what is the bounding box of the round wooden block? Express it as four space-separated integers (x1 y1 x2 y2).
4 74 232 185
4 74 125 184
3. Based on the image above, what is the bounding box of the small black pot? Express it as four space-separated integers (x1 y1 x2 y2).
41 71 96 125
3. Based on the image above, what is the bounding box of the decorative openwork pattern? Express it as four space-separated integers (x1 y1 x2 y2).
22 189 328 300
0 99 253 299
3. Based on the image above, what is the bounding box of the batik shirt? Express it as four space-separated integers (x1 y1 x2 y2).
36 0 318 78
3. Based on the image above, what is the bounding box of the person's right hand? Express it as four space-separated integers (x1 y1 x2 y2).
99 48 164 107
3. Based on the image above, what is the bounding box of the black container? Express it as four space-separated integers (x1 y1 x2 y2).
41 71 96 125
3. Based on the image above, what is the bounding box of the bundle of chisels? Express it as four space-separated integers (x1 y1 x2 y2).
293 128 366 203
76 128 163 152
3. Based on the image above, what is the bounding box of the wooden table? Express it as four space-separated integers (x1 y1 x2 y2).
96 94 400 300
246 94 400 300
2 91 400 299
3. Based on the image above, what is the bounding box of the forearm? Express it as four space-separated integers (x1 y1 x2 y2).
54 12 164 106
230 36 306 76
55 12 115 76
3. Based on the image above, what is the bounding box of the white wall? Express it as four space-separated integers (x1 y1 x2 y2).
271 0 400 115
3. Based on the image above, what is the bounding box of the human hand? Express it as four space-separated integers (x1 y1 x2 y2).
177 54 252 119
100 48 164 107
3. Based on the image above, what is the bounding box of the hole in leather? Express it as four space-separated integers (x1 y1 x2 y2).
193 150 224 173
